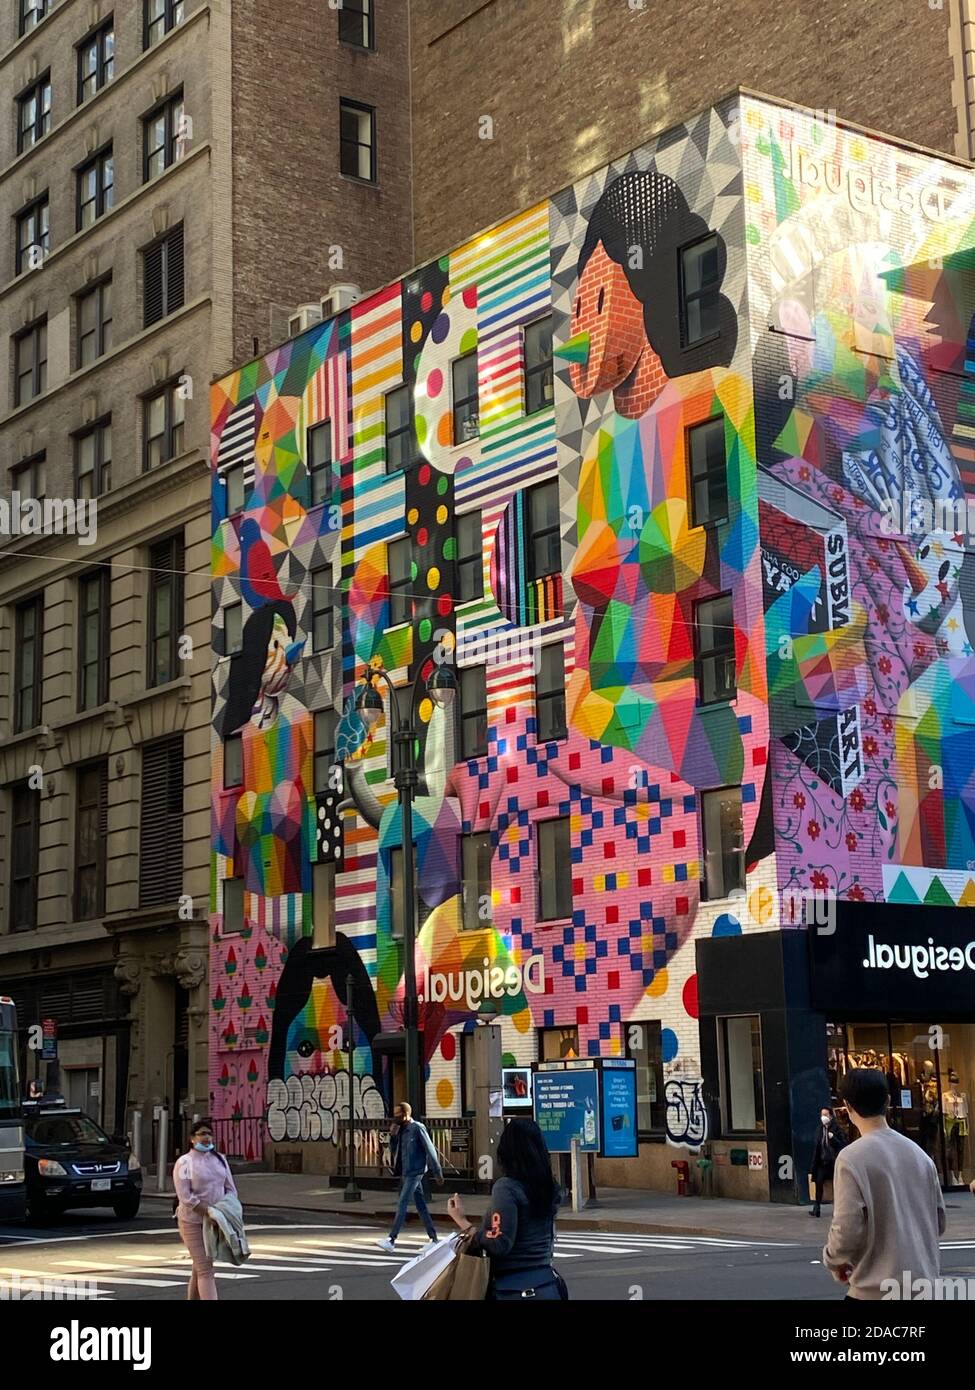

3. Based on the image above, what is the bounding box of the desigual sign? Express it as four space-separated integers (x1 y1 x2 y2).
809 904 975 1016
419 955 545 1011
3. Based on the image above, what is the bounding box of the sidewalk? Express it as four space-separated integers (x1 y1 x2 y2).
142 1171 975 1241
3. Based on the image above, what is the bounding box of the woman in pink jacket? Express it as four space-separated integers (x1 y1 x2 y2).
172 1118 238 1300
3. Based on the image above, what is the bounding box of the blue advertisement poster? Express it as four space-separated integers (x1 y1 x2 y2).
600 1061 638 1158
533 1067 600 1153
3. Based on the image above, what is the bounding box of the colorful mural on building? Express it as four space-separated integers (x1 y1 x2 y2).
209 95 975 1159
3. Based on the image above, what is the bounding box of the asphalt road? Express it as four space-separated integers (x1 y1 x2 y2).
3 1205 975 1300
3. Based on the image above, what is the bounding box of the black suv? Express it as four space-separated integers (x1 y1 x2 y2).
24 1106 142 1222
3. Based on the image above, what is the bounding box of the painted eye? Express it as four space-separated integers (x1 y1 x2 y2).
597 287 605 314
939 561 950 582
919 545 929 560
574 296 580 319
296 1040 315 1058
273 640 280 651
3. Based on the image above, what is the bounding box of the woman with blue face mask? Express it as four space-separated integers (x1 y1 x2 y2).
172 1118 238 1300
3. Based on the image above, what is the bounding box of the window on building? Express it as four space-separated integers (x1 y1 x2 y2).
77 278 113 365
143 224 184 326
539 1026 580 1061
10 782 40 932
224 601 242 657
11 452 45 501
387 535 412 626
222 874 244 934
224 463 246 515
20 0 51 37
143 91 184 180
626 1021 665 1132
457 510 483 603
15 195 49 275
139 736 183 905
452 352 479 443
535 641 566 742
311 568 334 653
224 734 243 790
701 785 744 901
680 234 721 346
384 384 414 473
77 146 113 230
78 569 109 710
14 594 43 733
312 862 336 949
144 381 186 469
461 831 492 932
526 478 561 581
147 533 184 687
17 74 51 154
524 315 554 414
308 422 333 506
74 418 112 499
537 816 571 922
75 762 108 920
14 318 47 404
78 20 115 103
144 0 184 48
687 417 728 527
695 593 736 705
389 845 417 941
314 709 337 794
459 665 487 759
339 99 375 181
339 0 373 47
721 1014 765 1133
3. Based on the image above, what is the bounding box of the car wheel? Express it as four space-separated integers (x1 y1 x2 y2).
112 1196 141 1220
27 1199 55 1225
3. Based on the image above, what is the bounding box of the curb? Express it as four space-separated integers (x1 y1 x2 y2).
139 1192 800 1242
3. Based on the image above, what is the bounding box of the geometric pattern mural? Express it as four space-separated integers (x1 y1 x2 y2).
209 94 975 1153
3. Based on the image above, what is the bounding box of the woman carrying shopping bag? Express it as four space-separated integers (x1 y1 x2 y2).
172 1118 238 1300
447 1117 567 1301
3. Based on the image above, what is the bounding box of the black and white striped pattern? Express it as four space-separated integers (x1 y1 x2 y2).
217 399 258 484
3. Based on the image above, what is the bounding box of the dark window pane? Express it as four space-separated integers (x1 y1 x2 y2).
538 817 571 921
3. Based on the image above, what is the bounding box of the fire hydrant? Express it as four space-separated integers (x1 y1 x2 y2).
671 1159 690 1196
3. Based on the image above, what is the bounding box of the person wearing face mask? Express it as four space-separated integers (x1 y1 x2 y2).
809 1105 847 1218
172 1118 238 1300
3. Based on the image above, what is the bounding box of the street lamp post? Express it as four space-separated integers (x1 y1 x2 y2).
356 662 456 1121
344 971 362 1203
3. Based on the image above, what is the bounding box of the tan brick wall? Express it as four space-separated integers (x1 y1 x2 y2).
229 0 415 364
410 0 959 262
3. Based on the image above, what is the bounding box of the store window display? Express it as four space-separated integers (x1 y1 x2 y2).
826 1021 975 1189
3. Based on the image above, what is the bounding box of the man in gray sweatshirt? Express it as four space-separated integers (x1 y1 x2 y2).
823 1068 946 1300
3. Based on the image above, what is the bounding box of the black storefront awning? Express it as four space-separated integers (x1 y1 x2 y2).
809 901 975 1018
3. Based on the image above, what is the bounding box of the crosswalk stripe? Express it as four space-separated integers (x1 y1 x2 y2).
248 1243 402 1266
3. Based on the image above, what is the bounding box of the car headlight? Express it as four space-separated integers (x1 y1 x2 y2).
127 1155 141 1172
0 1170 23 1184
37 1159 68 1178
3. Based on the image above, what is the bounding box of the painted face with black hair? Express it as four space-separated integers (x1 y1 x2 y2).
570 242 657 406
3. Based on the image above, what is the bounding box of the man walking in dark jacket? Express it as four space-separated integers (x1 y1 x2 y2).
378 1101 444 1252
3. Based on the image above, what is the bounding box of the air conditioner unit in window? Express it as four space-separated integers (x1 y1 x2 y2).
460 414 480 442
321 283 362 318
288 303 324 338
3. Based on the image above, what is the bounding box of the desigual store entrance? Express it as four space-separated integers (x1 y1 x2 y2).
826 1020 973 1189
811 903 975 1193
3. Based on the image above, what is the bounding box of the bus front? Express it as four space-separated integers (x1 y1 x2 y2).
0 997 25 1222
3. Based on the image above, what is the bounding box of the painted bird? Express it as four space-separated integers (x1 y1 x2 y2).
238 518 298 608
221 599 306 735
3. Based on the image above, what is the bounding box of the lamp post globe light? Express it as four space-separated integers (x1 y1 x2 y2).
354 660 457 1120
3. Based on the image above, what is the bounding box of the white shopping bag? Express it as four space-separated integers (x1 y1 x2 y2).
390 1234 460 1301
